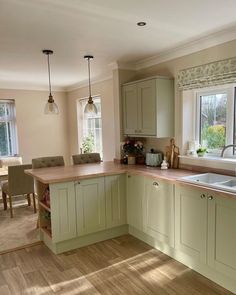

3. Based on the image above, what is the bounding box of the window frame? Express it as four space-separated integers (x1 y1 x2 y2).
0 99 18 157
194 86 234 157
77 96 103 157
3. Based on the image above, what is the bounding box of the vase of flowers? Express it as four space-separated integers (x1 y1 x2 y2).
122 139 144 165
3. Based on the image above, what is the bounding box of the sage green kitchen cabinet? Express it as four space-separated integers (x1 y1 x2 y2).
208 193 236 280
50 181 77 243
105 174 127 228
122 77 174 137
175 185 208 264
143 177 174 247
75 177 106 236
127 174 144 231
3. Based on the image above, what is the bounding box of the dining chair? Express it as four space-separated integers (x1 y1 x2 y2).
0 156 22 168
32 156 65 169
72 153 101 165
1 164 36 218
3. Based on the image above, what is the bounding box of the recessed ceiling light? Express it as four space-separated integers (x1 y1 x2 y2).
137 21 146 26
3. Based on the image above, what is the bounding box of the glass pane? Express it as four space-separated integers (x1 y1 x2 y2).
0 122 9 156
200 93 227 150
79 97 103 158
0 103 6 119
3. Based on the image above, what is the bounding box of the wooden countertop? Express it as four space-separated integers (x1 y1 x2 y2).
25 161 195 184
25 161 236 199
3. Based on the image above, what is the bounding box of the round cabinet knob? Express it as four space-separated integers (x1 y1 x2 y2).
200 194 206 199
128 175 131 178
153 182 159 186
208 196 213 200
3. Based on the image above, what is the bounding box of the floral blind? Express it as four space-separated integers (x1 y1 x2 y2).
178 57 236 90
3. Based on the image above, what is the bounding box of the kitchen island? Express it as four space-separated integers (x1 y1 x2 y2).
26 161 236 294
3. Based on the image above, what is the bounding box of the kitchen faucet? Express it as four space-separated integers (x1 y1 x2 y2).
220 144 236 157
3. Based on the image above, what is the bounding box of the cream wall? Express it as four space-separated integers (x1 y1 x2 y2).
0 89 70 164
67 79 115 162
134 39 236 154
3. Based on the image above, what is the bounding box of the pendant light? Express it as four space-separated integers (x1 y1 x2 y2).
84 55 97 114
42 49 59 115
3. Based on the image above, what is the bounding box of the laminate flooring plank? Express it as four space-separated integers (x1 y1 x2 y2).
176 270 235 295
13 248 44 274
24 270 53 295
0 285 11 295
0 252 17 271
41 266 100 295
2 266 28 295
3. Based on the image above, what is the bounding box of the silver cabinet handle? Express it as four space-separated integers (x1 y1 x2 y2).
208 196 213 200
200 194 206 199
153 182 159 186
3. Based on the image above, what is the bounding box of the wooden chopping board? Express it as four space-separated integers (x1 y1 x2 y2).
166 138 180 169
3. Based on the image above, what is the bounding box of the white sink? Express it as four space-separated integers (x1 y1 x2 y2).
180 173 236 193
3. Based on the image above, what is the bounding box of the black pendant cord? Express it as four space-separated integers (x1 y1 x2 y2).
47 54 52 97
88 57 91 98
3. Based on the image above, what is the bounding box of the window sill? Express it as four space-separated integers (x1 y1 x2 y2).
179 155 236 172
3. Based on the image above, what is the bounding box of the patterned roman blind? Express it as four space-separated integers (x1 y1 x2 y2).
178 57 236 90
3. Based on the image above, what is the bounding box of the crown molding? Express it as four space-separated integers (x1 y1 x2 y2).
66 74 113 92
108 61 136 71
135 25 236 70
0 83 65 92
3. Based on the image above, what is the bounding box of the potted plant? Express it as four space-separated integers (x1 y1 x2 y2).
122 139 144 164
196 147 208 157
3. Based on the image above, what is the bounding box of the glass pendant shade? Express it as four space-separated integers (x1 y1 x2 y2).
84 97 97 114
44 95 59 114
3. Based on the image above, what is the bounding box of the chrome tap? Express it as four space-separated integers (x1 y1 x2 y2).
221 144 236 157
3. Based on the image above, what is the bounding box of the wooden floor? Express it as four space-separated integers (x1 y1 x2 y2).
0 235 233 295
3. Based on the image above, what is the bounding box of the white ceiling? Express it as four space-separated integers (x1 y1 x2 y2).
1 0 236 91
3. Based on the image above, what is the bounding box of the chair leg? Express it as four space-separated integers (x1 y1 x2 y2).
32 193 36 213
9 195 13 218
2 191 7 210
27 194 31 206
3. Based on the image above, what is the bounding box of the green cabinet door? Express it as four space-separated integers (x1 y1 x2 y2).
105 174 127 228
123 84 138 135
208 193 236 280
143 177 174 247
137 79 156 136
50 181 77 243
175 185 207 264
76 177 106 236
127 174 144 231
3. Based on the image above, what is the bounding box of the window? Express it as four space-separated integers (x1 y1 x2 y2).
0 100 18 157
78 97 103 157
196 88 234 156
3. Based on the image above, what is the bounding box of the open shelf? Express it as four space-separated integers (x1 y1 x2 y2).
41 227 52 238
39 201 51 212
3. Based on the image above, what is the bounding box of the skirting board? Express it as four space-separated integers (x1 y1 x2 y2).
42 225 129 254
128 225 236 294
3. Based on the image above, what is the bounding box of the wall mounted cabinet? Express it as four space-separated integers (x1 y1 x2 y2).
122 76 174 137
